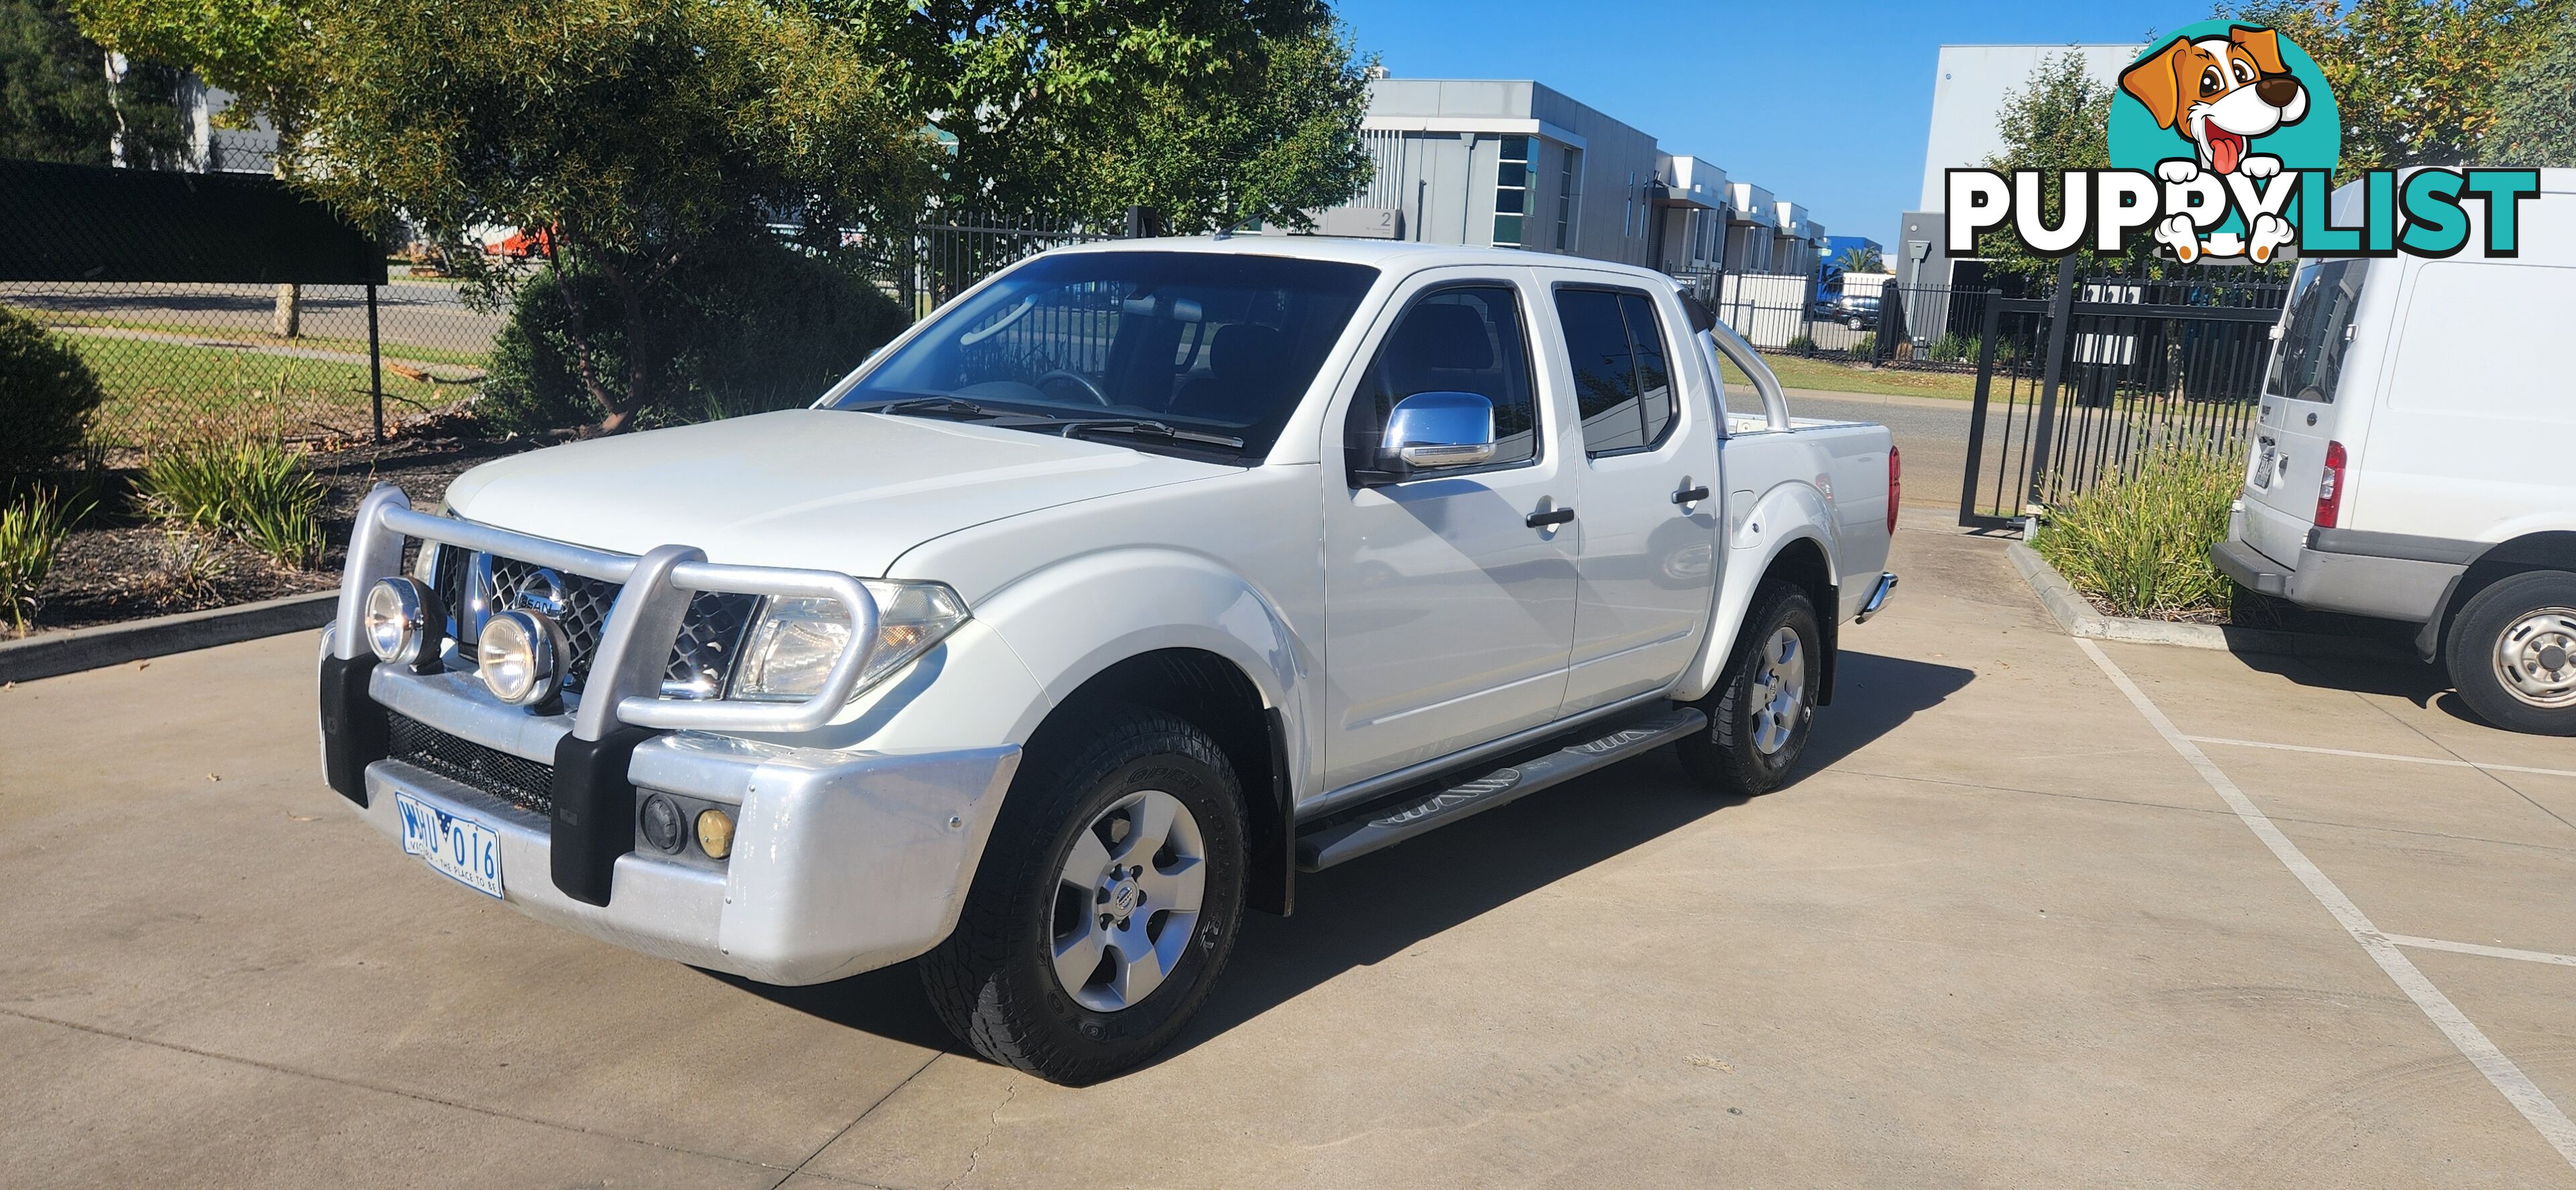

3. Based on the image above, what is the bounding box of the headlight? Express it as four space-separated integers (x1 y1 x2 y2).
478 608 565 705
732 580 967 702
364 577 437 666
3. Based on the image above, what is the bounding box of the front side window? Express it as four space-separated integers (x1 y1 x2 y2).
1345 285 1539 478
2265 259 2367 404
837 251 1377 458
1556 287 1677 455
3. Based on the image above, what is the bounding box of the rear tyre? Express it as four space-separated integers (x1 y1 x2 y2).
1677 584 1821 796
918 708 1247 1084
2446 570 2576 736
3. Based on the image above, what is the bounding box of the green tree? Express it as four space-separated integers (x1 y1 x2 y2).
2486 8 2576 166
2224 0 2576 169
0 0 184 166
815 0 1372 227
1832 245 1884 275
285 0 937 434
1974 48 2118 279
68 0 314 146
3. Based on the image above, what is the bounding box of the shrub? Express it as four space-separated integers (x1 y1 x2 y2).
2033 445 2244 619
1928 332 1972 363
0 488 79 635
0 307 107 478
484 239 910 435
1785 334 1817 354
1851 332 1878 360
142 438 327 569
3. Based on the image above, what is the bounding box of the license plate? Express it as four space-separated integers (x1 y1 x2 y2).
395 793 504 898
2251 442 2276 489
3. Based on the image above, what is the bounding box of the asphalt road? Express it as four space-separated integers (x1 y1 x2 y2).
10 516 2576 1187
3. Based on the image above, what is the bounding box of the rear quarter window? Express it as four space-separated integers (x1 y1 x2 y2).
2265 259 2368 404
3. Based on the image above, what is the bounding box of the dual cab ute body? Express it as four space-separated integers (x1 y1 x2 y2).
318 237 1896 1080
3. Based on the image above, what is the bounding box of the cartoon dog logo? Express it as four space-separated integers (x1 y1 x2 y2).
2118 26 2308 180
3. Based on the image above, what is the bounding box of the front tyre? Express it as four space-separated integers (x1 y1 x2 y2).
918 709 1247 1084
1678 584 1821 796
2446 570 2576 736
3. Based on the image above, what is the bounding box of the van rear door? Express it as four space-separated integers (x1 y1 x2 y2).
2242 258 2370 564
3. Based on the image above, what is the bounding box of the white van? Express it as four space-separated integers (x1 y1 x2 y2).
2214 168 2576 735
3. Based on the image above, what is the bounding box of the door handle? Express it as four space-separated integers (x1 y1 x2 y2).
1672 485 1711 505
1525 506 1576 529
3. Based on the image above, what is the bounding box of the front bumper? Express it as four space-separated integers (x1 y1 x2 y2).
329 644 1018 985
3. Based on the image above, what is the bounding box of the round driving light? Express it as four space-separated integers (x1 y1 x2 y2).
364 578 429 664
477 608 562 705
695 808 735 860
639 794 686 854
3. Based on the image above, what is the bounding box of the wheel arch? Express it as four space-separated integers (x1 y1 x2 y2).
2419 533 2576 663
1016 649 1296 918
1677 529 1841 704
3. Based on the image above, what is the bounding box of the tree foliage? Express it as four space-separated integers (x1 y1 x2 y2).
2223 0 2576 169
67 0 315 136
0 0 185 165
1832 245 1884 275
812 0 1371 228
2486 7 2576 166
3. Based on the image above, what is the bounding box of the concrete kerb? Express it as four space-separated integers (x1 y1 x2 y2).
2006 543 2403 660
0 590 337 684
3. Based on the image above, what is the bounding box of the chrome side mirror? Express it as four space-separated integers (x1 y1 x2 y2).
1380 391 1495 472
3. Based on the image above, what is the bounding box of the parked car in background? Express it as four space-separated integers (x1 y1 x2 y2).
316 238 1898 1083
1831 292 1880 331
2214 168 2576 735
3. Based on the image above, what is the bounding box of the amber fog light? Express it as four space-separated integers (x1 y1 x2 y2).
696 808 735 860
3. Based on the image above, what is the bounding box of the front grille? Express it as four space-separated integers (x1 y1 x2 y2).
428 543 761 697
388 711 556 816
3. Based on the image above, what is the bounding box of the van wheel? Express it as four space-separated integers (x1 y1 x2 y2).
918 708 1247 1085
1678 584 1820 796
2447 571 2576 736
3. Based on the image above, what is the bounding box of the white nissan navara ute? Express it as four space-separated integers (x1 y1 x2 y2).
317 238 1898 1083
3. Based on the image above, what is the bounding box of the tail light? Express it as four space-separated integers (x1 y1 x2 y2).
1886 445 1902 535
2314 440 2347 528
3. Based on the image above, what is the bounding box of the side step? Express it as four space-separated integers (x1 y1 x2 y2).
1295 706 1707 872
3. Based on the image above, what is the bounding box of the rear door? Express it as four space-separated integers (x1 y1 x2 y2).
1551 281 1722 714
2243 258 2371 563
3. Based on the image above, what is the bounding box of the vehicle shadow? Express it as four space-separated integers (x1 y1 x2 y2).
714 650 1974 1068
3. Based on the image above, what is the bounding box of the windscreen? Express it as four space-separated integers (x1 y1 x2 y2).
835 251 1378 458
2264 259 2367 404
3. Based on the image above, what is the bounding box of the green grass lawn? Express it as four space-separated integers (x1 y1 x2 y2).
58 335 454 448
13 308 492 370
1722 351 1980 400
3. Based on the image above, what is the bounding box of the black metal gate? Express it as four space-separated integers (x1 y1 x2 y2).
1957 258 2290 528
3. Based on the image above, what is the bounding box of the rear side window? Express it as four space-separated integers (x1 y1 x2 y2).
1556 287 1677 455
1345 285 1540 474
2265 260 2367 404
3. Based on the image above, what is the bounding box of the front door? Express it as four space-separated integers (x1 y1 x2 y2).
1552 283 1721 712
1320 271 1581 790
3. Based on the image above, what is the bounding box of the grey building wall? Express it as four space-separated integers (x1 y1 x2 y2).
1348 79 1666 267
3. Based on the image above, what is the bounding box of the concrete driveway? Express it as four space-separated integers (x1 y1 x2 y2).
7 515 2575 1188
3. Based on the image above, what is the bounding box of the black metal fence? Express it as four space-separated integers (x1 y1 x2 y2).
874 211 1126 319
1958 259 2293 528
1679 269 2000 372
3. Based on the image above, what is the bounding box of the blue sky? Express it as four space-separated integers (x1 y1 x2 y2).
1333 1 2189 247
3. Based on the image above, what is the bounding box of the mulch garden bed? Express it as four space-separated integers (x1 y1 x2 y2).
19 417 542 637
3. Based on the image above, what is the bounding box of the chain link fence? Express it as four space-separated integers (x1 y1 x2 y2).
2 278 500 457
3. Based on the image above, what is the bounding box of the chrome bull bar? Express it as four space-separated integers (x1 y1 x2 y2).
333 485 880 739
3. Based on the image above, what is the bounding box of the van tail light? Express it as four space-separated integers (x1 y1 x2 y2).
2314 440 2347 528
1886 445 1902 535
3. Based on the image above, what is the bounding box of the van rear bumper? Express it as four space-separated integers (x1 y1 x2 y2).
2212 533 2463 624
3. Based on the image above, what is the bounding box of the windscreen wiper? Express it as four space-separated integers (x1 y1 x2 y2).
854 396 1004 420
1055 419 1246 449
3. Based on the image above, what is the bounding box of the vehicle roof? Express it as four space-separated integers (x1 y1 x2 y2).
1044 234 1684 286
